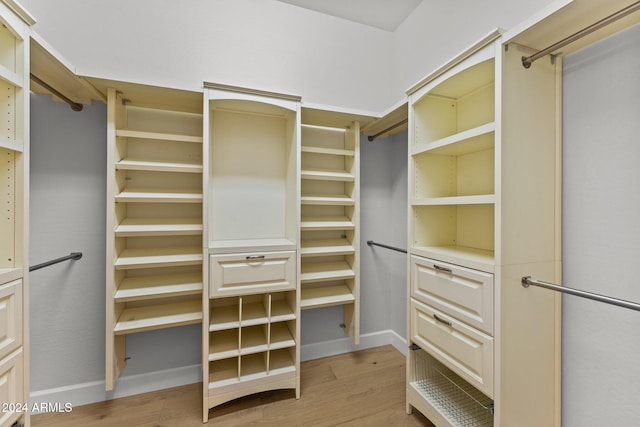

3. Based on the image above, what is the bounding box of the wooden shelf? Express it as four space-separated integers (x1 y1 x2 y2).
115 188 203 203
241 301 269 327
115 218 203 237
301 168 354 182
116 159 203 174
411 246 495 274
270 323 295 350
301 239 355 257
268 349 296 374
240 327 269 355
208 357 239 388
114 272 202 302
270 299 296 322
300 261 355 283
301 194 355 206
0 268 22 285
413 122 495 156
300 285 355 309
114 246 203 270
0 64 22 87
116 129 203 144
209 329 240 361
210 304 240 332
301 146 354 157
114 300 202 335
300 216 354 231
412 195 495 206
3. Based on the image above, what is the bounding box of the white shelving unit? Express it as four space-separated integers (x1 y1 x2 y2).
0 2 33 426
406 29 562 427
202 83 301 421
105 85 204 391
299 118 360 342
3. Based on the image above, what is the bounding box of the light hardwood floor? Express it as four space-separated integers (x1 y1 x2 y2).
32 345 433 426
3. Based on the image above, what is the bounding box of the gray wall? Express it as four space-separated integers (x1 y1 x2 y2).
562 23 640 426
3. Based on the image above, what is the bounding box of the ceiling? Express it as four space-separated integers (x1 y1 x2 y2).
276 0 423 31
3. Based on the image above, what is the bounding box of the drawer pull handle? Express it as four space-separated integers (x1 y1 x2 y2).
433 314 452 327
433 264 452 273
246 255 265 260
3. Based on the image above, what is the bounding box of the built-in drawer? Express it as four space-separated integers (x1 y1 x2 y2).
0 348 24 426
210 251 296 297
411 255 494 334
410 298 493 397
0 279 22 361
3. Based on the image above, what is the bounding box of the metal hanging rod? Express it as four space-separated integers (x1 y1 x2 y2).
30 252 83 272
522 1 640 68
366 240 407 254
30 73 84 112
521 276 640 312
367 119 408 141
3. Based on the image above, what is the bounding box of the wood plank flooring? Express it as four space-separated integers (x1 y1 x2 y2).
32 345 434 426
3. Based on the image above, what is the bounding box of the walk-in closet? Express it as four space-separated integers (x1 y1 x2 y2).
1 0 639 426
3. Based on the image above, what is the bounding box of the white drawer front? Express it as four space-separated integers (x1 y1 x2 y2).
210 251 296 297
0 280 22 361
0 348 24 426
411 255 494 335
411 298 493 397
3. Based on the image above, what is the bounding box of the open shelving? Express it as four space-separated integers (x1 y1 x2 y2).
410 55 497 273
299 120 360 342
203 84 301 421
0 4 32 427
106 86 204 391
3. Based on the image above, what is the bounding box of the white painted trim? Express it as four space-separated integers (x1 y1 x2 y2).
30 330 407 412
301 329 407 361
30 363 202 411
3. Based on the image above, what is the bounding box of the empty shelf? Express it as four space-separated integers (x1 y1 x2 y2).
301 168 354 182
115 188 203 203
116 129 203 144
210 304 241 332
412 195 495 206
270 323 295 350
114 272 203 302
241 301 269 327
301 285 355 309
301 194 355 206
270 300 296 322
116 159 203 173
301 239 355 257
114 300 202 334
301 261 355 283
300 216 355 231
114 246 203 270
301 146 354 156
209 329 240 361
115 218 203 237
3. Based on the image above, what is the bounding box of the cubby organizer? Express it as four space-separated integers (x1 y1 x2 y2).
299 122 360 343
207 292 297 402
106 86 204 391
203 83 301 421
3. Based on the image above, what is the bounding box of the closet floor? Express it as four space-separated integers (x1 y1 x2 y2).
32 345 433 426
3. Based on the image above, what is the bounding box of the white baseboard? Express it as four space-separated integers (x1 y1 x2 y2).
300 329 407 361
30 363 202 411
30 330 407 412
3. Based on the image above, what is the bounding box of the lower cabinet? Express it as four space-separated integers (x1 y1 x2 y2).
0 279 26 427
407 256 495 427
204 244 300 421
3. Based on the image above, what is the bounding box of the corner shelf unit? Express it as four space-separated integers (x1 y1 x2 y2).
407 29 562 427
105 86 204 391
202 83 301 422
299 119 360 343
